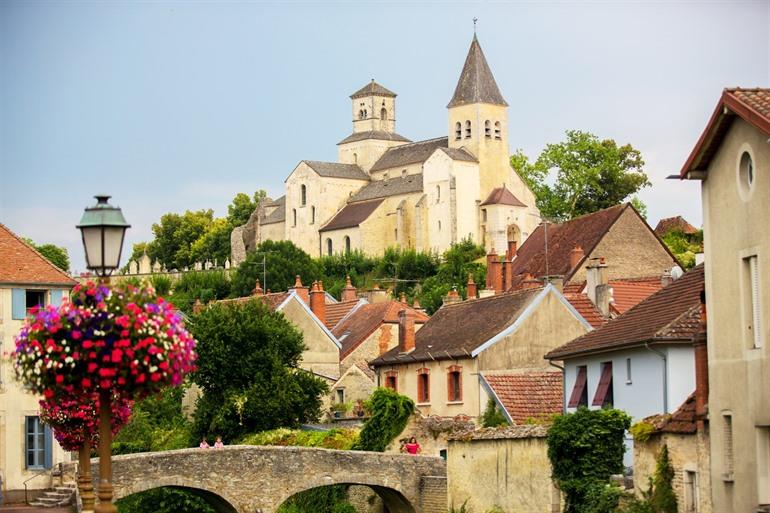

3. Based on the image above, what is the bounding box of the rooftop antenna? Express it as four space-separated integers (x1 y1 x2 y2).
473 17 478 35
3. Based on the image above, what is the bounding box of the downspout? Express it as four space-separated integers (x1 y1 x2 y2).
549 361 566 412
645 342 668 413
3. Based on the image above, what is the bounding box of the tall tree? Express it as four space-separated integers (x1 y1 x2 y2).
511 130 650 221
227 189 267 227
24 238 70 272
230 240 321 296
149 209 215 270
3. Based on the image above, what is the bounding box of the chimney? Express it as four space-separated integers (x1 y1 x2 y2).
289 275 310 304
506 240 518 260
466 274 478 299
569 245 585 271
341 276 358 302
412 297 425 314
521 273 542 290
310 281 326 326
503 258 513 292
661 269 673 288
398 308 416 353
694 289 709 430
546 275 564 293
586 258 612 317
399 292 407 304
442 288 462 306
252 279 264 296
485 248 498 289
368 283 388 304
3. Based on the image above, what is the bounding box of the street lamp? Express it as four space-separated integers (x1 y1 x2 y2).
77 195 130 513
77 195 131 277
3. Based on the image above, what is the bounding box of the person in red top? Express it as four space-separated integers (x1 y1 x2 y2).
402 436 421 455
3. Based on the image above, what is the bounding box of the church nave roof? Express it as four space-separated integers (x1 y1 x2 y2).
337 130 412 145
369 137 449 172
301 161 370 180
347 173 424 203
319 199 385 232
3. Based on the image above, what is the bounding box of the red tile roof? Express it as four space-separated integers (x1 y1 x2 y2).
483 372 563 424
325 300 362 329
681 88 770 178
654 216 699 236
480 186 527 207
645 393 697 435
319 199 384 232
609 277 663 315
545 265 704 359
564 293 606 328
0 224 76 287
216 292 291 311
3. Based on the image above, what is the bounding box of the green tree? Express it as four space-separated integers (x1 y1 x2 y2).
416 240 486 314
190 300 328 441
190 217 232 266
117 488 215 513
113 386 192 455
512 130 651 221
24 239 70 272
227 189 267 227
230 240 321 297
661 229 703 270
148 209 215 270
170 270 232 313
481 398 509 428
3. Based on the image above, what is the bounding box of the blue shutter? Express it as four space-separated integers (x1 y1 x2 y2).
12 288 26 320
50 289 63 306
44 424 53 469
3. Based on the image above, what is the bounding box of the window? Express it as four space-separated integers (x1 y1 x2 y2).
626 358 632 384
465 120 471 139
447 365 462 402
743 255 762 348
300 184 307 206
455 122 462 140
739 151 755 195
482 209 487 222
380 107 387 120
438 221 442 231
336 388 345 404
436 184 441 201
401 169 407 177
758 426 770 504
25 416 52 469
385 371 398 391
292 209 297 227
311 206 316 225
417 368 430 403
12 289 46 320
593 362 614 407
326 238 333 256
568 365 588 407
684 470 698 513
494 121 501 139
394 228 398 241
484 120 491 138
723 413 734 481
359 109 365 120
344 236 351 255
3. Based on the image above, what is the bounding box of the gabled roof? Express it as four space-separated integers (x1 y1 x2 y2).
348 173 424 203
644 393 698 435
325 299 365 329
654 216 699 236
301 161 370 181
564 293 605 329
447 35 508 108
260 195 286 225
337 131 412 145
439 147 478 162
681 88 770 178
319 199 385 232
545 265 704 360
0 223 76 287
333 300 429 360
350 81 396 99
480 186 527 207
370 137 448 172
481 371 563 424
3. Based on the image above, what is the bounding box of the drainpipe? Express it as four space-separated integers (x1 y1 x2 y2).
548 361 566 412
645 342 668 413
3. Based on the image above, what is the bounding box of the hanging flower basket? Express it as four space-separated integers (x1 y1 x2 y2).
13 281 197 402
39 394 133 452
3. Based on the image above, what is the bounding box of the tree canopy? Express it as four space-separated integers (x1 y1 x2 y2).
24 238 70 272
512 130 651 221
230 240 322 296
227 189 267 227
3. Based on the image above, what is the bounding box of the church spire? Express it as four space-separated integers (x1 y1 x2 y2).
447 35 508 108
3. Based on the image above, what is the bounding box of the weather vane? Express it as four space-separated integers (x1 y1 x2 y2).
473 17 478 34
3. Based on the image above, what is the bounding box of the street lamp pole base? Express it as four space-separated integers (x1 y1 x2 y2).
94 390 117 513
78 442 95 513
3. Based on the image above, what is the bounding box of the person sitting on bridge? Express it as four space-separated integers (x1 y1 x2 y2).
214 436 224 448
199 437 210 449
402 436 421 455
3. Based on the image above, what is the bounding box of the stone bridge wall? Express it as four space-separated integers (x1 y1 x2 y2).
92 445 446 513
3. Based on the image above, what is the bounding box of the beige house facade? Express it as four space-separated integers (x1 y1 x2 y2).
231 35 540 263
681 88 770 513
0 224 76 502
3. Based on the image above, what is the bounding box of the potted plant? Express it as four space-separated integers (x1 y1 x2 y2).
330 401 351 419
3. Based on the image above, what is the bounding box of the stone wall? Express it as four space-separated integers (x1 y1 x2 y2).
385 413 475 459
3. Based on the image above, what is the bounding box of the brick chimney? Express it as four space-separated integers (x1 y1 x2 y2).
309 281 326 326
340 276 357 302
586 258 612 317
467 274 478 299
399 292 407 304
398 308 416 353
694 289 708 430
503 258 513 292
252 279 264 296
442 288 462 306
289 275 310 304
485 248 498 290
569 245 585 271
506 240 517 260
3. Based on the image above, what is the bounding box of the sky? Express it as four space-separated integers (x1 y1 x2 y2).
1 1 768 272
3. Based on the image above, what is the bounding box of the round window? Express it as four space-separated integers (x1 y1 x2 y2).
739 151 754 195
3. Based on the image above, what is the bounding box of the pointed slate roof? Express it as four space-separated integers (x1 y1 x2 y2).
447 36 508 108
480 186 527 207
350 80 396 99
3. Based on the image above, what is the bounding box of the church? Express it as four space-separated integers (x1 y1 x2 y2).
231 35 540 264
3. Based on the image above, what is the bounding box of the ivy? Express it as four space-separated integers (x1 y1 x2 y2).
353 388 414 452
649 445 677 513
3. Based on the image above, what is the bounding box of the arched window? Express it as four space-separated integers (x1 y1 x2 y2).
380 107 387 120
438 220 442 231
465 120 471 139
494 121 501 139
292 209 297 227
300 184 307 206
484 120 491 138
417 368 430 403
455 122 462 140
311 206 315 225
447 365 463 402
363 109 368 118
358 110 365 120
326 238 333 256
344 236 351 254
353 152 358 164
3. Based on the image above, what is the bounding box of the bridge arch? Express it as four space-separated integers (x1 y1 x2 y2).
278 480 416 513
117 483 239 513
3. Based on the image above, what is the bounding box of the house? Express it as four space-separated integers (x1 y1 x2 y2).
230 35 541 263
370 284 593 419
545 265 705 465
654 215 699 237
681 87 770 512
0 223 77 503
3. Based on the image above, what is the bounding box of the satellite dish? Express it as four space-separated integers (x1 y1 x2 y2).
671 265 684 280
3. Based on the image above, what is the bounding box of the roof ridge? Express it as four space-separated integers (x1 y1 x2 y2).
439 286 544 309
389 136 447 148
0 223 75 284
654 303 701 337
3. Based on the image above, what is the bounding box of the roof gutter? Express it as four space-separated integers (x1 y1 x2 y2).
548 360 566 413
645 341 668 414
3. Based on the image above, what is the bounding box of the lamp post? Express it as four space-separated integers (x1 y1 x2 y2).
77 195 130 513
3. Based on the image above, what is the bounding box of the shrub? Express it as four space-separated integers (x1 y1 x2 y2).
481 398 508 428
650 445 677 513
353 388 414 452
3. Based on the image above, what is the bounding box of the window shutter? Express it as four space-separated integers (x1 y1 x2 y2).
12 288 26 320
568 367 587 408
44 424 53 469
25 416 32 468
592 363 614 406
50 289 63 306
750 256 762 348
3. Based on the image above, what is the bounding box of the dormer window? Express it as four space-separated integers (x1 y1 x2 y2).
484 120 491 138
455 122 462 140
465 120 471 139
494 121 501 139
300 184 307 206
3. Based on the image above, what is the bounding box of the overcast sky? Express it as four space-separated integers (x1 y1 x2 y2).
1 1 768 272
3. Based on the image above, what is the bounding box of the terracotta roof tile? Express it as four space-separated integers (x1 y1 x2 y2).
370 137 448 172
609 277 663 315
334 301 428 359
319 199 384 232
0 224 76 287
654 216 699 236
564 293 606 328
484 372 563 424
325 300 362 329
644 393 697 435
545 265 704 359
372 287 543 365
480 186 527 207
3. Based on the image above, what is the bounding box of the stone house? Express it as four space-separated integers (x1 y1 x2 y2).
545 265 705 465
680 87 770 513
231 35 541 263
370 284 593 419
0 223 76 502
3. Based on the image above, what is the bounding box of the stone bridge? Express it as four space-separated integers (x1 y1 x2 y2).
93 445 447 513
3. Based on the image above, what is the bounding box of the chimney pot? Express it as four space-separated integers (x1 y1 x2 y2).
467 273 478 299
661 269 673 288
341 275 358 302
253 279 264 296
398 309 416 353
289 275 310 304
309 280 326 326
569 245 585 271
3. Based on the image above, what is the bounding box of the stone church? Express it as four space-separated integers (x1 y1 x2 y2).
231 35 540 264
